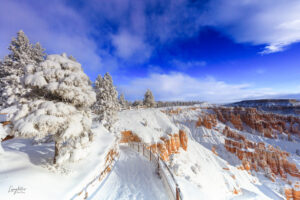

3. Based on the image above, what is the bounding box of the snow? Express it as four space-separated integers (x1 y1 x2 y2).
0 105 18 121
116 109 179 144
0 124 6 154
166 106 294 199
170 140 284 200
1 105 299 199
91 145 168 200
11 54 97 164
25 54 96 108
0 124 115 200
113 106 294 199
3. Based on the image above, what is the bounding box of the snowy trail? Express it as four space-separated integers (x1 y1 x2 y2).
90 145 168 200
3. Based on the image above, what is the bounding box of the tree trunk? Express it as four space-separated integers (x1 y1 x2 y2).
53 141 59 164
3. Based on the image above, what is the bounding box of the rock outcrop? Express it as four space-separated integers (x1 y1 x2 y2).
120 130 188 161
120 130 141 143
213 107 300 138
196 114 217 129
223 126 300 181
285 182 300 200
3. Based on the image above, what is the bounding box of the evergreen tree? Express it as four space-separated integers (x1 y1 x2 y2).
0 30 46 108
11 53 96 165
119 93 128 109
31 42 46 63
143 89 156 108
94 72 119 130
132 100 143 107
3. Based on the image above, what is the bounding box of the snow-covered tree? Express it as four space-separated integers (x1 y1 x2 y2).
0 30 46 108
11 53 96 165
0 124 6 154
94 72 119 130
31 42 46 64
132 100 143 107
119 93 128 109
143 89 156 108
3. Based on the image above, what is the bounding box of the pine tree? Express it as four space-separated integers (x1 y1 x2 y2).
31 42 46 63
0 30 46 108
11 53 96 165
94 72 119 130
119 93 128 109
143 89 156 108
132 100 143 107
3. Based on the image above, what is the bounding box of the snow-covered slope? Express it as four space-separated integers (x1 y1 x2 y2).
114 106 299 199
1 105 299 200
0 124 116 200
115 108 179 144
166 106 299 199
91 145 168 200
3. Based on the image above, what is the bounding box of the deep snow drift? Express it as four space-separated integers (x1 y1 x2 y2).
115 108 179 144
91 145 168 200
0 124 115 200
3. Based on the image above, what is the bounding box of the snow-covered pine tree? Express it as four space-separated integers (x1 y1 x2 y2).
94 72 119 130
0 30 46 108
143 89 156 108
11 53 96 165
132 100 143 107
31 42 46 64
119 93 128 109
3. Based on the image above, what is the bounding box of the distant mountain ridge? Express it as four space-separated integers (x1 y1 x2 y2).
228 99 300 116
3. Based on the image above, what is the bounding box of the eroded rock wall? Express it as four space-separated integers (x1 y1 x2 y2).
213 107 300 138
120 130 188 161
285 182 300 200
222 126 300 181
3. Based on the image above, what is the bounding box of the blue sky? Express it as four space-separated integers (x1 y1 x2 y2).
1 0 300 103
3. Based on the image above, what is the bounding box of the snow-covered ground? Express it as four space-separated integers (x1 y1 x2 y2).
91 145 168 200
166 106 296 199
115 108 179 144
1 106 299 199
0 124 115 200
113 107 298 199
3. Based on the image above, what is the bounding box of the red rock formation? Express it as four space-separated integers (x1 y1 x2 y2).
196 114 217 129
212 145 218 156
120 130 188 161
1 135 14 142
233 188 241 195
212 107 300 138
161 108 182 115
223 126 300 182
179 130 188 151
120 131 141 143
285 183 300 200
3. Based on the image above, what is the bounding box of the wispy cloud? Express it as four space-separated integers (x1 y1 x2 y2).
119 72 277 103
204 0 300 53
111 30 152 62
171 59 207 70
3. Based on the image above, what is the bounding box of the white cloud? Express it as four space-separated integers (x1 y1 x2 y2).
119 72 276 103
111 30 152 61
205 0 300 53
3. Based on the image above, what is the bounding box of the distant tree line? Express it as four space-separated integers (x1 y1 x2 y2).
130 89 202 108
